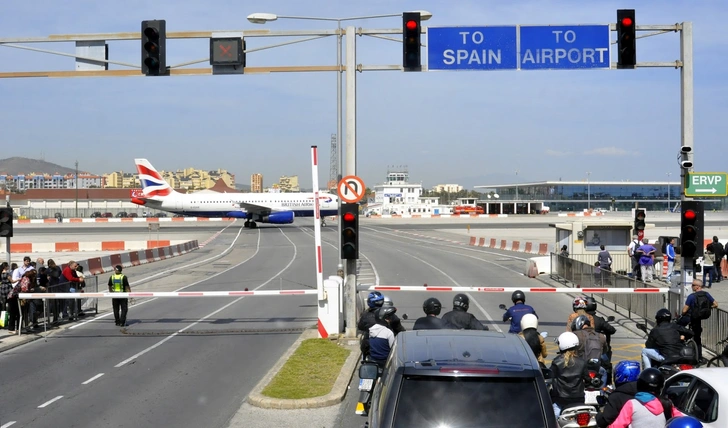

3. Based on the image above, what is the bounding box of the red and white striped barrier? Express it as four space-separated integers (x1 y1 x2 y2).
14 217 234 224
358 285 668 294
2 240 186 254
396 230 553 256
375 214 509 219
18 289 318 299
556 212 605 217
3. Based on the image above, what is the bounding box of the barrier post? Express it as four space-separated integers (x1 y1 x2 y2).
318 276 342 338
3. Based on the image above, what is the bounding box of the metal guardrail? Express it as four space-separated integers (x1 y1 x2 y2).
550 252 727 356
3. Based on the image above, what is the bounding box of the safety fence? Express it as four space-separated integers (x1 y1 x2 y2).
550 252 728 356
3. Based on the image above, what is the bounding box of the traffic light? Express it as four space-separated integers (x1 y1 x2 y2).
634 209 646 241
341 203 359 260
402 12 422 72
680 201 704 259
617 9 636 69
0 207 13 238
141 20 167 76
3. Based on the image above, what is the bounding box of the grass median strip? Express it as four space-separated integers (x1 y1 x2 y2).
262 338 351 399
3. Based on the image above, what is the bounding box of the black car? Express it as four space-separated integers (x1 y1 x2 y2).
364 330 557 428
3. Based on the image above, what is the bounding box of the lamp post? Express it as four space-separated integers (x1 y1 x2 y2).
586 171 591 210
666 172 672 212
248 10 433 274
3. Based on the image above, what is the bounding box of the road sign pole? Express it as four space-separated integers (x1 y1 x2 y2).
679 22 694 307
344 25 358 339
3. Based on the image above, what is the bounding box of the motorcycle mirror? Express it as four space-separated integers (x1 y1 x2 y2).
636 323 647 333
359 362 379 380
541 367 553 380
498 304 507 310
401 314 408 320
607 316 615 322
540 331 549 338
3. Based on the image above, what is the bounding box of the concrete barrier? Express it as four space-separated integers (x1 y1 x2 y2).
78 240 199 277
525 256 551 278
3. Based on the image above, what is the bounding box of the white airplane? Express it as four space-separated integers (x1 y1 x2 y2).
131 158 339 228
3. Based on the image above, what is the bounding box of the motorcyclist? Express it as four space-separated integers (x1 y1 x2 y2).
441 294 489 330
413 297 453 330
641 308 694 369
567 296 596 332
502 290 537 334
517 313 547 366
572 315 609 387
368 306 398 366
550 331 588 418
665 416 704 428
596 360 641 428
611 368 681 427
358 291 385 358
381 296 406 335
585 296 617 383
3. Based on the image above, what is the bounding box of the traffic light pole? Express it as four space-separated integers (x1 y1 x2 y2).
344 25 358 338
5 196 10 265
679 22 694 308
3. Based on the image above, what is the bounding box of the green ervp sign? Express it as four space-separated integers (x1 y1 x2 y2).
685 172 728 197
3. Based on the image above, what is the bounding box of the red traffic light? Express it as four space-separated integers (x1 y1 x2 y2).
684 210 696 220
343 212 356 222
621 17 633 27
406 20 417 30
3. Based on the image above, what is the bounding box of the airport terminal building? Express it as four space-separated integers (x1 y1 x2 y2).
475 180 725 213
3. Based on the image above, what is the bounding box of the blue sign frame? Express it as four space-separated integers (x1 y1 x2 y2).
427 26 517 70
519 25 610 70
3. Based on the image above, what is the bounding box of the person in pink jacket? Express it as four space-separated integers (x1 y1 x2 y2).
611 368 682 427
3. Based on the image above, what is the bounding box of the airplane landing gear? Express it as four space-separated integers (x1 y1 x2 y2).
244 220 250 228
249 221 257 228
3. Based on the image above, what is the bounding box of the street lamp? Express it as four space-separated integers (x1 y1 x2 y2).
666 172 672 212
586 172 591 210
248 10 433 271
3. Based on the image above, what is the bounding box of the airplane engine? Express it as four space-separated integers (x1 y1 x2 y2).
225 211 249 219
262 211 295 224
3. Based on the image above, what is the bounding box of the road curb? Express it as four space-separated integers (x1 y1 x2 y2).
247 328 361 410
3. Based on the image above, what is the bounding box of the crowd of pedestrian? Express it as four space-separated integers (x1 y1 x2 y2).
1 257 90 334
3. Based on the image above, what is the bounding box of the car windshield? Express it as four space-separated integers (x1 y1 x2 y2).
392 375 547 428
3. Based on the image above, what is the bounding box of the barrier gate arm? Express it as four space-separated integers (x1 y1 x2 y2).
355 285 670 294
18 290 319 299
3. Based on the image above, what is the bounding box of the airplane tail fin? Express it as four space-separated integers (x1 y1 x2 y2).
135 158 177 199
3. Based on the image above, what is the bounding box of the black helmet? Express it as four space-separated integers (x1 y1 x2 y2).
585 296 597 313
637 368 665 395
655 308 672 324
375 306 397 323
453 294 469 311
423 297 442 316
511 290 525 304
573 314 591 330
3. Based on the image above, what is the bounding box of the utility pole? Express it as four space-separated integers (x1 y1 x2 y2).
679 22 694 308
75 160 79 218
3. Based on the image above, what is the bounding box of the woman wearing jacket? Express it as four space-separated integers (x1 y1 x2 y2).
518 313 547 366
550 332 588 418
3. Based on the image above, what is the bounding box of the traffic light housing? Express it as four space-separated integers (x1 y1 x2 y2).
141 20 167 76
617 9 636 69
341 203 359 260
680 201 704 259
402 12 422 72
634 209 646 241
0 207 13 238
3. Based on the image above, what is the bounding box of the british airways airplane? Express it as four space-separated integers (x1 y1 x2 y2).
131 158 339 228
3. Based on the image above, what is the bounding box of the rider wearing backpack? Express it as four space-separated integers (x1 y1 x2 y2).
681 280 718 363
572 315 608 386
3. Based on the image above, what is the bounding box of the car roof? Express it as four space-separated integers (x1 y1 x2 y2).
395 330 538 369
673 368 728 394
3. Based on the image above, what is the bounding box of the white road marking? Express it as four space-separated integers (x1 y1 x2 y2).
37 396 63 408
114 228 297 368
82 373 105 385
1 422 17 427
71 225 254 329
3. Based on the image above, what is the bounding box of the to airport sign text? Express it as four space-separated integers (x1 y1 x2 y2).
427 25 610 71
684 172 728 197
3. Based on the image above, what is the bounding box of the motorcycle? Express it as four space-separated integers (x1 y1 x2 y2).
356 359 383 416
557 404 598 428
636 321 698 376
584 359 607 407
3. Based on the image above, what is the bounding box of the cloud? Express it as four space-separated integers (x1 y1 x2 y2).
583 147 639 156
545 149 573 157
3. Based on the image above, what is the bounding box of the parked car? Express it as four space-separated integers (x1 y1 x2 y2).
116 211 128 218
663 367 728 427
101 212 113 218
90 211 102 218
363 330 557 428
128 213 139 218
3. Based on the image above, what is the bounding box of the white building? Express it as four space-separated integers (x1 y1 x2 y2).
370 169 451 215
432 184 463 193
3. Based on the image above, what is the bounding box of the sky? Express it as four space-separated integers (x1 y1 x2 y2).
1 1 726 190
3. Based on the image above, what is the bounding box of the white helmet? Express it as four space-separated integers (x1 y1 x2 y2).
557 332 579 352
520 313 539 331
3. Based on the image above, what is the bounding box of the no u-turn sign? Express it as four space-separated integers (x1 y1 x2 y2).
338 175 365 203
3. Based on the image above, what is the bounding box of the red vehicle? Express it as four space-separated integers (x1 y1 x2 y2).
453 205 484 215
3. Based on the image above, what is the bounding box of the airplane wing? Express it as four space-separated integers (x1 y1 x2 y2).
234 201 290 215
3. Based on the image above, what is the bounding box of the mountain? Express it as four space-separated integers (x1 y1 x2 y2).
0 157 85 175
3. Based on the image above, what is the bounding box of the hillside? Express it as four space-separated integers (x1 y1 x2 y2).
0 157 84 175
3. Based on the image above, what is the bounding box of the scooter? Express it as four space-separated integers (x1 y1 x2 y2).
584 359 607 407
356 359 383 416
557 405 598 427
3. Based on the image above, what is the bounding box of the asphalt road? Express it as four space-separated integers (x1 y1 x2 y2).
1 219 654 427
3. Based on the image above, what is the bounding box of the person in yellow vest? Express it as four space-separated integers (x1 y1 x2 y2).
108 265 131 326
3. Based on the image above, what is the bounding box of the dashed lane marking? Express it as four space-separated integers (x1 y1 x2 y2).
82 373 105 385
37 396 63 408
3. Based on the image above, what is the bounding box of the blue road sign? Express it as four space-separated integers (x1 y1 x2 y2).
520 25 610 70
427 26 517 71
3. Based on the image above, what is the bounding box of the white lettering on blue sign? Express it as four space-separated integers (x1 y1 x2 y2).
519 25 610 69
443 49 502 65
521 47 607 65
